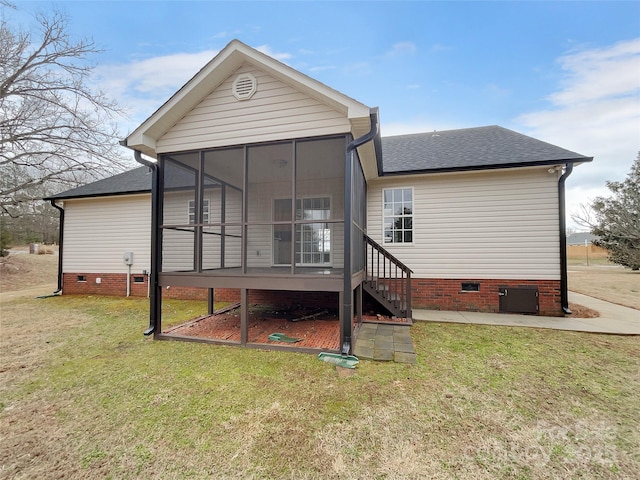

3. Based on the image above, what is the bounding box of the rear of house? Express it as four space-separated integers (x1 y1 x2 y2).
47 40 592 354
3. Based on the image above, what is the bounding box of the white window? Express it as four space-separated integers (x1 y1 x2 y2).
188 199 209 224
296 197 331 265
383 188 413 244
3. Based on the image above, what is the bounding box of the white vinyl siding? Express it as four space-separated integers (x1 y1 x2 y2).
368 167 561 280
156 63 351 153
63 195 151 274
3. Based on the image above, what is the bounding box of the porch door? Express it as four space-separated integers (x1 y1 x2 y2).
273 199 292 265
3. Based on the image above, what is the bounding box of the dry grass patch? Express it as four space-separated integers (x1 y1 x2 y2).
569 265 640 310
0 251 58 293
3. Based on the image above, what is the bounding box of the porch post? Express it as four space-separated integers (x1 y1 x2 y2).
356 283 362 324
342 147 353 354
208 288 215 315
240 288 248 345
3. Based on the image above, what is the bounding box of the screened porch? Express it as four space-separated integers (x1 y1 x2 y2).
159 135 348 289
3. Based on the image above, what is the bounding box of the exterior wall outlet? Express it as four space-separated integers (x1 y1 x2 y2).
96 277 101 284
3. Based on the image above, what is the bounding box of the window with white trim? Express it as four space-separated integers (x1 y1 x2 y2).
188 199 209 224
383 188 413 243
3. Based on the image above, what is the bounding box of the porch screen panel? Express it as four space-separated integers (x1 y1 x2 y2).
296 137 345 267
247 142 293 224
162 227 195 272
161 153 199 272
223 187 242 268
202 148 244 271
201 226 222 270
223 224 242 268
246 225 273 268
351 151 366 273
162 153 198 226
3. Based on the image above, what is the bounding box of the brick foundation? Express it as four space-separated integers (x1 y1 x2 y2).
63 273 563 316
63 273 150 297
410 278 562 316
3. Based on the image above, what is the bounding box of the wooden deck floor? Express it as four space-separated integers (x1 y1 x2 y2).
163 307 340 351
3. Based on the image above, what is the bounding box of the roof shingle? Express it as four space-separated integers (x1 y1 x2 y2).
381 125 591 174
45 166 152 200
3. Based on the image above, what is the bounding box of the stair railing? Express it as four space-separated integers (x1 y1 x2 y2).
364 235 413 319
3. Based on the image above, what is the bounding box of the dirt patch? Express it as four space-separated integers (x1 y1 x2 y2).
568 302 600 318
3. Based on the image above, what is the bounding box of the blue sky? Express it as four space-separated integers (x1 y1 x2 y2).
9 1 640 228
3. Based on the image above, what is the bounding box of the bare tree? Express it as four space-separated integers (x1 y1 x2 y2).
0 7 129 217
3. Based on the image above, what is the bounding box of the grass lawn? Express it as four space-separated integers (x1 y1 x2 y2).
568 266 640 310
2 292 638 479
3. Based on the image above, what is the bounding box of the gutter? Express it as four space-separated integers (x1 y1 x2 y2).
558 162 573 314
49 200 64 294
342 107 380 354
133 150 160 336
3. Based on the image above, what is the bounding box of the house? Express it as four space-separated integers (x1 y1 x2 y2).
47 40 592 354
567 232 598 246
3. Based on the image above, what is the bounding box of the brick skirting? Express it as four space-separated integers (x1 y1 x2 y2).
63 273 562 316
62 273 150 297
410 278 562 316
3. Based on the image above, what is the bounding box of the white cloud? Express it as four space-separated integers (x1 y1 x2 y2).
386 42 417 57
551 39 640 105
255 45 293 62
515 38 640 228
308 65 337 73
94 50 221 131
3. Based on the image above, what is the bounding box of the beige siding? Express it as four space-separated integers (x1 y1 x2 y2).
156 64 351 153
368 168 561 280
63 195 151 274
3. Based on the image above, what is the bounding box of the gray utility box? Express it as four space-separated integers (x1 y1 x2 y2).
498 286 539 314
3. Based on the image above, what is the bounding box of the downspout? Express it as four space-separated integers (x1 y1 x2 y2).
133 150 159 335
343 107 380 354
50 200 64 294
558 162 573 314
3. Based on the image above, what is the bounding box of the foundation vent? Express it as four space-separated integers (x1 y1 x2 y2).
232 73 257 100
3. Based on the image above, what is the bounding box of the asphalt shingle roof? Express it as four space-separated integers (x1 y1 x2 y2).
381 125 591 174
47 126 592 199
46 166 152 200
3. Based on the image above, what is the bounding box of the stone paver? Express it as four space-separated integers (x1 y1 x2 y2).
354 322 417 364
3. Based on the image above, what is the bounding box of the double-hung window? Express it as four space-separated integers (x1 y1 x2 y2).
383 188 413 244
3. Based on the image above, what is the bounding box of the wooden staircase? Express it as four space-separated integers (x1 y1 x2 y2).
363 236 413 322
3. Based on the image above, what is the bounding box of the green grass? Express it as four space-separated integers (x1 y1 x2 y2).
1 295 639 479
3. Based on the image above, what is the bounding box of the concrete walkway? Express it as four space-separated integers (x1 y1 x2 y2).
353 292 638 365
413 291 639 335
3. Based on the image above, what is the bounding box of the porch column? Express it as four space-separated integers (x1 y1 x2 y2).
240 288 248 345
208 288 215 315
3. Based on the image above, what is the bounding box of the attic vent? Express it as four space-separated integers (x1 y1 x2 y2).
232 73 257 100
